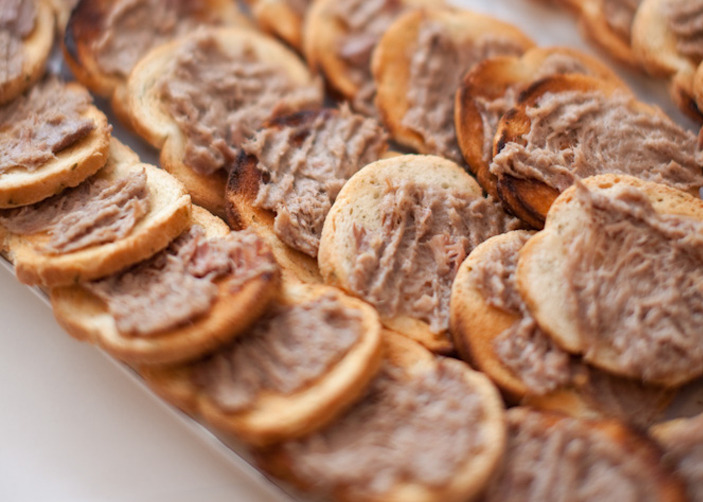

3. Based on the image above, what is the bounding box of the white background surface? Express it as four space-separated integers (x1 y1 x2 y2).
0 0 697 500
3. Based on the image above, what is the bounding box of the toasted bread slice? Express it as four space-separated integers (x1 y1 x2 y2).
123 27 323 218
225 107 388 283
451 230 674 425
0 79 111 209
651 414 703 501
0 0 55 106
482 407 687 501
492 73 702 228
49 0 77 33
574 0 642 69
257 331 506 502
141 281 384 447
50 206 281 366
372 7 534 163
62 0 250 99
303 0 437 113
319 154 520 354
632 0 703 121
3 138 192 287
245 0 309 52
455 46 625 198
518 174 703 386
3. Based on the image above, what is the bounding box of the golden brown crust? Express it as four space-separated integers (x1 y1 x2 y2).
258 331 507 502
122 27 323 219
6 138 192 287
493 73 636 228
0 0 55 106
455 46 626 198
517 173 703 386
49 206 282 366
372 7 535 156
247 0 307 52
141 281 385 447
62 0 251 99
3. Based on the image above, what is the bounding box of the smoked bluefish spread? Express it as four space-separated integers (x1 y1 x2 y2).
490 90 703 195
563 182 703 383
663 0 703 61
93 0 221 78
193 292 363 412
402 20 525 163
243 106 387 257
279 357 487 496
85 226 276 336
0 0 35 84
350 179 518 333
483 408 665 501
159 33 322 176
0 169 149 253
0 78 96 173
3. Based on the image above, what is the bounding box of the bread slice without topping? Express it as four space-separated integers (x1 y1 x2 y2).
50 206 281 366
3 138 192 287
0 0 55 106
141 281 384 448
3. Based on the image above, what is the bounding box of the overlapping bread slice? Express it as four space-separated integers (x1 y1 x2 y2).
1 138 191 287
491 73 703 228
0 0 55 105
450 230 674 427
257 331 506 502
0 78 111 208
62 0 250 113
651 413 703 500
319 154 521 354
50 206 281 366
633 0 703 120
49 0 77 33
455 46 624 198
481 407 687 501
123 27 323 218
518 174 703 387
372 6 534 164
226 106 389 284
244 0 309 52
303 0 437 115
141 281 383 447
568 0 643 69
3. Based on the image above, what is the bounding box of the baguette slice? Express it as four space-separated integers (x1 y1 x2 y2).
651 414 703 501
0 0 55 106
257 332 506 502
4 138 192 287
518 174 703 386
303 0 437 112
372 7 534 162
0 80 111 209
632 0 703 121
492 73 702 228
455 46 625 198
141 281 384 447
319 154 519 354
482 407 687 501
123 27 323 218
62 0 250 99
50 206 281 366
